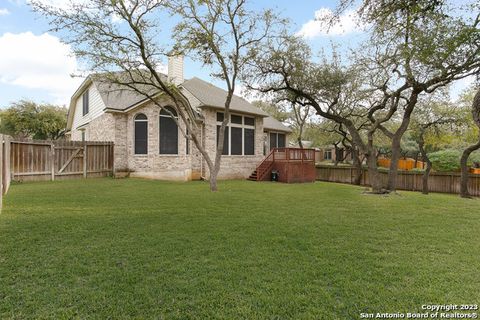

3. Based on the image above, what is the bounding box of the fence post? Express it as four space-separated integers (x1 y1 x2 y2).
83 142 88 178
110 143 115 175
3 135 10 194
1 134 3 211
50 143 55 181
450 174 454 194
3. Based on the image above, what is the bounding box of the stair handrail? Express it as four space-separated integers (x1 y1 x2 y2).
256 148 276 181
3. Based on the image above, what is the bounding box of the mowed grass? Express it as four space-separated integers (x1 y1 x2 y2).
0 178 479 319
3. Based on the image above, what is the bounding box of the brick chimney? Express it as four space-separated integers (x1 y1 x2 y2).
167 54 184 85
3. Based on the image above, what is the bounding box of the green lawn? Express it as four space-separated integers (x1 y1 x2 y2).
0 179 479 319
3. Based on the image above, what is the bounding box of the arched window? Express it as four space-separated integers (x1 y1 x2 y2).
159 106 178 154
134 113 148 154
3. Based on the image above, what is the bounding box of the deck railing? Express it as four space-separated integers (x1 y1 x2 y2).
275 148 315 161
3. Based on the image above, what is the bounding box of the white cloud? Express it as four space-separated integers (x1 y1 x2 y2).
0 8 10 15
297 8 364 39
0 32 82 105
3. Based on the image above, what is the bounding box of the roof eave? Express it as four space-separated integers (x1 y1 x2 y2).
263 127 292 133
198 104 269 118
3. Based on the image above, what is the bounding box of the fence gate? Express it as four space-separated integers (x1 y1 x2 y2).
10 140 114 182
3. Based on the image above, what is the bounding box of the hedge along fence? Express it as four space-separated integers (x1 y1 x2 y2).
316 165 480 197
10 140 114 182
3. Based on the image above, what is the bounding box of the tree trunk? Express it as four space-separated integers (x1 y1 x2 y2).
422 159 432 195
366 151 384 193
298 137 303 149
352 148 363 185
333 143 339 166
387 135 402 192
460 139 480 198
418 136 431 195
209 172 218 192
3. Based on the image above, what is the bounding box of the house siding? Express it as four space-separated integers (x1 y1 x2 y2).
70 83 106 140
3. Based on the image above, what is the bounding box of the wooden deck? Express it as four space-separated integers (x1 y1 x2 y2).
249 148 316 183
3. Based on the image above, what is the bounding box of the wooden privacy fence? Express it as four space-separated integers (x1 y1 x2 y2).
1 135 12 211
10 140 114 182
316 165 480 197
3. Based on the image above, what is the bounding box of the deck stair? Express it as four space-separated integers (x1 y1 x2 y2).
248 148 275 181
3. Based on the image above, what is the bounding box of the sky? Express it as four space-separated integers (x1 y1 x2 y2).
0 0 474 108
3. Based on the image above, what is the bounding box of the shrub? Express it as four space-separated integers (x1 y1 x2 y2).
428 149 461 172
428 149 480 172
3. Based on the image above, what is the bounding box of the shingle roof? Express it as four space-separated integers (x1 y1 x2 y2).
91 74 269 118
93 72 167 111
181 77 269 117
263 116 292 132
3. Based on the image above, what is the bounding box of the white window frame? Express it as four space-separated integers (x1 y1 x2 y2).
217 112 255 156
134 113 148 155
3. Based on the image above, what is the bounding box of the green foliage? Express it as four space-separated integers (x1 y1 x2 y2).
429 149 462 171
0 100 67 140
428 149 480 172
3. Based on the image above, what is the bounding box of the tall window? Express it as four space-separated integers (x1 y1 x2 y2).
82 90 89 116
159 106 178 154
216 113 255 155
134 114 148 154
269 132 286 150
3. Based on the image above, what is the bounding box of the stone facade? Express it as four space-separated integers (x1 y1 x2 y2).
72 98 281 181
121 98 192 180
201 108 265 179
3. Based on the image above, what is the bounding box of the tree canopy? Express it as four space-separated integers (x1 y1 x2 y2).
0 100 67 140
